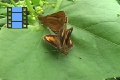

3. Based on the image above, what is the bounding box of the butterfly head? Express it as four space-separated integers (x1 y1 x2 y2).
59 45 71 55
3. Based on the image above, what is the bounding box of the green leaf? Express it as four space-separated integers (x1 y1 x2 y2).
0 17 6 24
0 8 7 15
31 0 40 5
0 0 120 80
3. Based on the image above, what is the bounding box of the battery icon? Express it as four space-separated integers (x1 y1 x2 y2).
7 7 28 29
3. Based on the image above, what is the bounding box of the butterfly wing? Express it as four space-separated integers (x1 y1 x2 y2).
39 17 64 34
59 27 73 48
58 24 67 47
42 11 67 23
65 27 73 45
38 11 67 34
57 25 73 46
66 27 73 48
44 35 60 48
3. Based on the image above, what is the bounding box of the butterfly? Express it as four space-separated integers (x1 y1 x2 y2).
38 11 67 34
44 24 73 55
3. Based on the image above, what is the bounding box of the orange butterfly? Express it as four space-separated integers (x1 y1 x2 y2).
44 24 73 55
38 11 67 34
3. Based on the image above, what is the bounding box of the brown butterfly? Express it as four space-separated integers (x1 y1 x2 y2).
38 11 67 34
44 24 73 55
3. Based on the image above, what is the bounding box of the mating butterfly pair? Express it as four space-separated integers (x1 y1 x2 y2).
38 11 73 55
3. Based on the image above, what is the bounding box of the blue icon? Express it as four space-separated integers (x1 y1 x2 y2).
7 7 28 28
